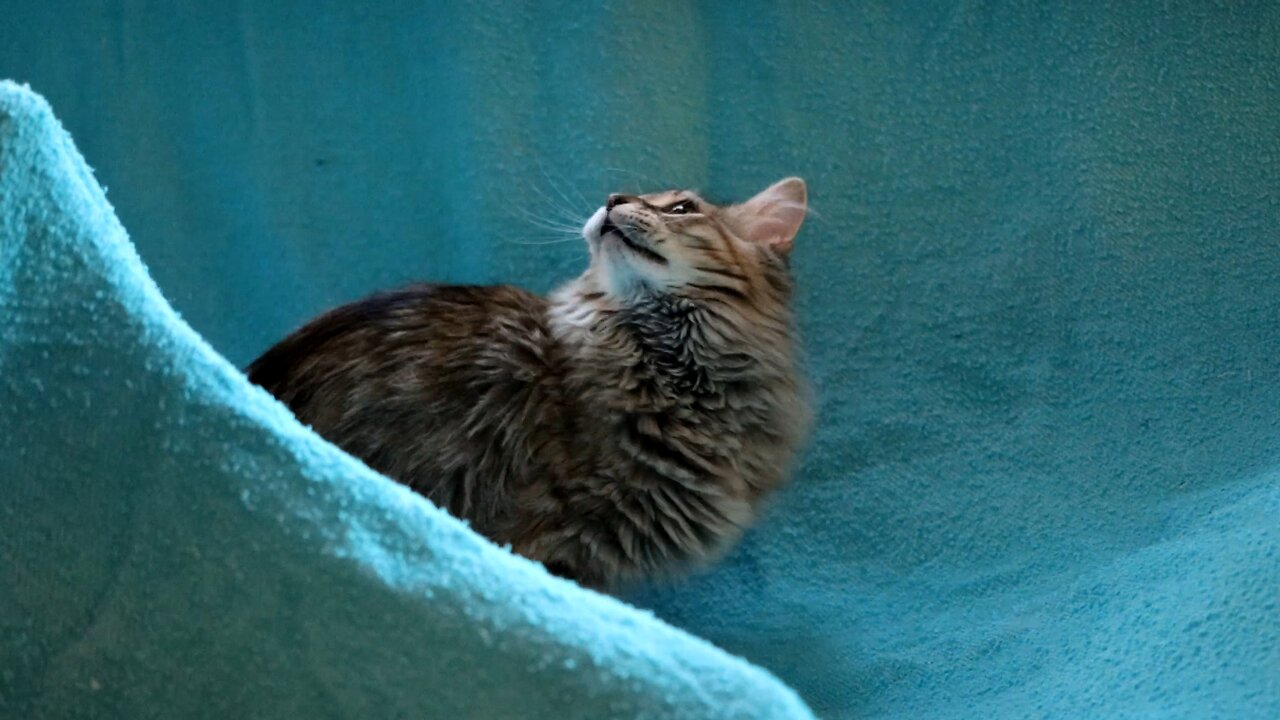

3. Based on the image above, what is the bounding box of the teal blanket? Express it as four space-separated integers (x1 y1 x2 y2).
4 2 1280 718
0 83 810 718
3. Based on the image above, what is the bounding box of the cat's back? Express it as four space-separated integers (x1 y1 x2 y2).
247 283 563 459
247 283 551 399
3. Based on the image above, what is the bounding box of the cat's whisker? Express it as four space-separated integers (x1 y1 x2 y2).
522 178 591 231
514 216 582 234
568 176 592 211
503 207 581 233
506 204 587 235
535 159 593 218
538 157 593 213
503 235 583 246
525 174 569 209
539 188 589 226
503 196 585 227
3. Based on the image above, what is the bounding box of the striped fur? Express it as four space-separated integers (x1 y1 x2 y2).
248 178 812 590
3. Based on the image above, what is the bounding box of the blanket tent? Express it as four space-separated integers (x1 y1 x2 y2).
2 3 1278 718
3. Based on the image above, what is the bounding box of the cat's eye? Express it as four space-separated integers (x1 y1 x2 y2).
664 200 697 215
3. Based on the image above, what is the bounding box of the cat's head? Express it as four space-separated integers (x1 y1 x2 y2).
581 177 808 302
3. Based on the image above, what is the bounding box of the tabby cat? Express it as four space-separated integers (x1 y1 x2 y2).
247 177 811 590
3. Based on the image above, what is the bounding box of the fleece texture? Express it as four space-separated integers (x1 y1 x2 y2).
0 82 812 719
3 2 1280 718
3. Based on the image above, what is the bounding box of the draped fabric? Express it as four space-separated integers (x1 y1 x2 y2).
3 3 1279 717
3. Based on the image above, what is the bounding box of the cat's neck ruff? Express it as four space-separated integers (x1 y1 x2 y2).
548 271 796 370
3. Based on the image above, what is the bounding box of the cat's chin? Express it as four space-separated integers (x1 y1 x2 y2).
581 206 608 244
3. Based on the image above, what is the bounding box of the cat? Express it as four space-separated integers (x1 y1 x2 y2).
247 177 812 590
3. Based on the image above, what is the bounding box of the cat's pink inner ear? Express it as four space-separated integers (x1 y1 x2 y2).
734 177 808 256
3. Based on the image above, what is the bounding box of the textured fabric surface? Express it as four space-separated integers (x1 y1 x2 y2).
0 82 811 719
3 2 1280 718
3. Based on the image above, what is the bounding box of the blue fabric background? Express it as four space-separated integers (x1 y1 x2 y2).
3 2 1279 717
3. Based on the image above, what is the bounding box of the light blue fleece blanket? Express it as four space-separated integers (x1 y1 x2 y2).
0 82 811 719
3 2 1280 717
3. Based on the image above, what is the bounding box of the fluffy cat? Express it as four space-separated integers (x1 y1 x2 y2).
247 177 812 590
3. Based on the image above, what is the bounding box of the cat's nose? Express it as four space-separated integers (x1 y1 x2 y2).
606 194 635 210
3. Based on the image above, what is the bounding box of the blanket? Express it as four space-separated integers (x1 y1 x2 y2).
0 82 811 719
2 2 1279 717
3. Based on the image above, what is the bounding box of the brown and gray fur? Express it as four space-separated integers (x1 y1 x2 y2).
247 177 812 590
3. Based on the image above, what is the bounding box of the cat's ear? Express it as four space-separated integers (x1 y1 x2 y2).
731 177 808 256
